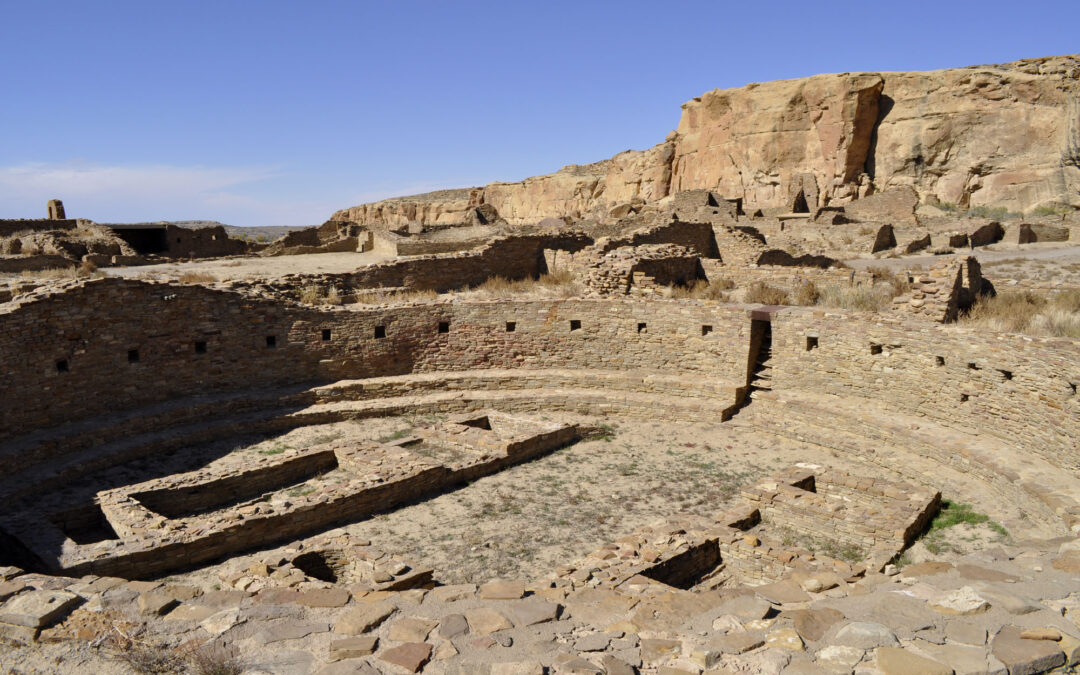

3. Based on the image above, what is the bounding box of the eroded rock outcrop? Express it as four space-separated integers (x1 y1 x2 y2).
333 55 1080 226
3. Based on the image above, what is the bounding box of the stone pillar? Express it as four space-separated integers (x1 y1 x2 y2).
47 199 66 220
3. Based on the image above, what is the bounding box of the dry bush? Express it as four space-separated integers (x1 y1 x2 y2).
177 271 218 284
744 281 790 305
353 288 439 304
866 266 910 296
474 272 580 299
670 279 731 301
961 289 1080 338
187 645 244 675
791 280 820 306
19 266 78 280
815 283 896 312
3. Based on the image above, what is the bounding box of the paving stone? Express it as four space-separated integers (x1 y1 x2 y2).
158 584 201 601
786 607 845 642
125 580 162 593
558 657 604 673
137 592 178 616
163 603 217 622
505 598 560 627
600 654 636 675
465 607 513 634
992 625 1065 675
380 642 432 673
334 602 395 635
899 562 954 578
198 590 249 607
754 579 810 604
200 608 244 635
574 633 611 652
980 587 1041 615
833 622 900 649
945 620 987 645
254 588 302 605
641 637 680 663
431 583 476 602
433 639 458 660
0 590 80 629
717 594 774 620
316 662 383 675
388 616 438 642
815 645 865 671
437 613 470 639
479 580 526 600
929 586 990 615
956 564 1018 583
0 621 38 645
767 628 805 651
916 642 1002 675
712 632 765 654
297 587 350 608
328 635 377 660
875 646 951 675
257 618 331 644
0 580 30 603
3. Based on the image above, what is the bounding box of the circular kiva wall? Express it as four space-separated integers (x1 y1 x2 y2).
1 278 1078 529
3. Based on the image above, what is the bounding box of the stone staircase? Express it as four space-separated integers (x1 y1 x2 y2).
747 322 773 400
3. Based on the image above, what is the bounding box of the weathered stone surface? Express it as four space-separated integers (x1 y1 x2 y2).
505 598 560 627
815 645 865 671
718 594 774 620
437 613 470 639
136 592 178 616
297 588 350 608
0 590 80 628
328 635 377 660
833 622 899 649
479 580 526 600
755 579 811 604
945 620 987 646
992 625 1065 675
334 602 395 635
464 607 513 635
875 646 951 675
388 616 438 642
788 608 845 641
380 641 432 673
929 586 990 615
766 627 805 651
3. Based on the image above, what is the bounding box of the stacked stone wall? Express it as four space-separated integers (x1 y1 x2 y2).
769 308 1080 470
0 279 751 446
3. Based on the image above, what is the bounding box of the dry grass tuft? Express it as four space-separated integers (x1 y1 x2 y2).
961 289 1080 338
744 282 790 305
473 272 580 299
670 279 732 301
815 283 899 312
299 284 345 305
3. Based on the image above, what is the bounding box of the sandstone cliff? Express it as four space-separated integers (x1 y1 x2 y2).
333 55 1080 225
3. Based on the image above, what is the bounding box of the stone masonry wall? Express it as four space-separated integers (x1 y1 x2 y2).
0 279 752 445
768 308 1080 470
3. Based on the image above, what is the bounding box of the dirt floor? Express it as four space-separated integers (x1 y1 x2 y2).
99 251 395 281
152 413 1018 589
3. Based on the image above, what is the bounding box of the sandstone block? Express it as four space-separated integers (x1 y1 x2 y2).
0 590 80 628
380 641 432 673
334 602 395 635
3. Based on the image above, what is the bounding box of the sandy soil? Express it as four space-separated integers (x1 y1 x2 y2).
100 251 395 281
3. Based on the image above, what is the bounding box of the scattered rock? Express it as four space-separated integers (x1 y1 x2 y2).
380 641 432 673
833 622 899 649
875 646 952 675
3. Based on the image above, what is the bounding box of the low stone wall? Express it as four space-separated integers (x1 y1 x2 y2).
0 255 75 272
769 307 1080 471
0 219 77 238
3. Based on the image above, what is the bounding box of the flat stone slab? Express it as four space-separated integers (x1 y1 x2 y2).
0 590 80 628
380 642 432 673
876 646 952 675
388 616 438 642
992 625 1065 675
334 602 395 635
899 562 954 578
957 564 1018 583
719 594 774 620
929 586 990 615
505 598 560 627
257 619 331 644
945 620 987 646
712 632 765 654
437 613 470 639
785 607 844 641
754 579 810 604
465 607 513 634
329 635 377 660
163 604 218 622
833 622 899 650
297 588 350 608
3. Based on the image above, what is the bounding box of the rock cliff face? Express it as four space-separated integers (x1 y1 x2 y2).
333 55 1080 225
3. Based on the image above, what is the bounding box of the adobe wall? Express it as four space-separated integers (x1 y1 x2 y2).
768 308 1080 470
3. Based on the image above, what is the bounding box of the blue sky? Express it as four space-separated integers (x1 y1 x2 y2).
2 1 1077 227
